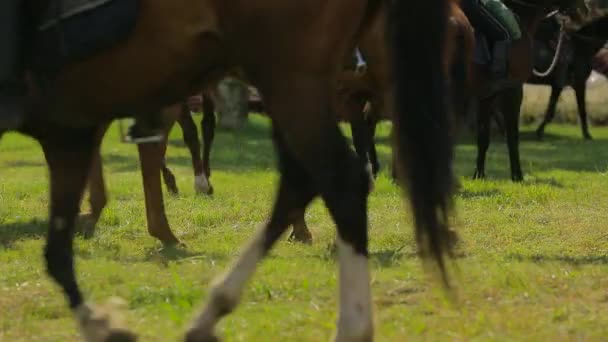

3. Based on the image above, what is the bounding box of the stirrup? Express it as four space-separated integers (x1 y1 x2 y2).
124 133 164 144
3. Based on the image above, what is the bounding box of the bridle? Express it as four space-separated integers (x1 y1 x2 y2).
504 0 583 77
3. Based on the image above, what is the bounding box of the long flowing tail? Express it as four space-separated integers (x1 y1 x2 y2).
389 0 455 283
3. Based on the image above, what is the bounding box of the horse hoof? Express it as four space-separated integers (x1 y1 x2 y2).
77 213 98 239
105 330 138 342
511 174 523 182
584 134 593 141
472 171 485 180
161 237 184 249
195 174 213 195
289 230 313 245
164 174 179 195
75 298 136 342
447 229 460 250
368 178 376 193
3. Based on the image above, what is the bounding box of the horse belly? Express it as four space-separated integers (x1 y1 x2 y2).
50 0 219 124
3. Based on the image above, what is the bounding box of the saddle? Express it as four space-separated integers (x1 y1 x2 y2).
472 28 520 79
473 31 493 65
471 12 524 78
30 0 139 74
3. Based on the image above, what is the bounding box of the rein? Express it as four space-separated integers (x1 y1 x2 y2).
533 21 566 77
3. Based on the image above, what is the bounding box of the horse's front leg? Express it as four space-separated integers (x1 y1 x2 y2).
80 124 110 238
40 125 136 341
137 140 181 245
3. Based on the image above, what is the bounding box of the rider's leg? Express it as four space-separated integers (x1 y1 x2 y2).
0 0 26 130
461 0 520 78
478 2 515 78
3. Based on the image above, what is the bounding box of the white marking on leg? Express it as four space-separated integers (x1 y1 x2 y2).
74 298 132 342
194 172 211 194
190 227 266 335
74 303 110 342
335 238 373 342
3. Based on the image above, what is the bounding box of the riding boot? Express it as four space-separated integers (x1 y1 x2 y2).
491 40 509 80
0 0 26 130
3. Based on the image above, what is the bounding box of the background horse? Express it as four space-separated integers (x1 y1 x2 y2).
465 0 588 181
321 0 476 179
81 96 215 246
9 0 455 340
532 15 608 140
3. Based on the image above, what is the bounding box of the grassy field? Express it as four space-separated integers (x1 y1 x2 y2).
1 89 608 341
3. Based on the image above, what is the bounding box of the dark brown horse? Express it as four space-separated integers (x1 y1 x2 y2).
532 15 608 140
469 0 587 181
4 0 455 340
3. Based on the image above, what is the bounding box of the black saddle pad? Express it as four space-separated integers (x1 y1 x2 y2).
473 32 492 66
30 0 139 74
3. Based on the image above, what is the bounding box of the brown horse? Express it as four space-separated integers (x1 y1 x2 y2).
81 95 216 246
6 0 455 340
469 0 587 181
86 88 317 246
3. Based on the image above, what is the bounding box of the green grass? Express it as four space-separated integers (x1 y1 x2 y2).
1 106 608 341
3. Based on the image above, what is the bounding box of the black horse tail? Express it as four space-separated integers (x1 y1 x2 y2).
389 0 455 284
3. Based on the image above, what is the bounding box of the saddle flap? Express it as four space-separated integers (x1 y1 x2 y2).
30 0 139 74
38 0 115 30
473 32 492 65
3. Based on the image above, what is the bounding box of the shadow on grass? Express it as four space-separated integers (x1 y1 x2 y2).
454 128 608 181
370 247 469 268
9 117 603 183
143 244 229 265
507 253 608 266
457 189 502 200
1 160 46 168
0 219 46 249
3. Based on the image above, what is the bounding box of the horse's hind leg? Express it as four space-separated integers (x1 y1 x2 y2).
138 141 180 245
350 96 376 191
201 94 217 193
473 98 493 179
573 80 592 140
80 147 106 238
288 208 313 244
186 77 372 341
500 86 524 181
177 103 209 195
535 85 563 140
186 125 317 341
80 125 110 238
41 126 135 341
158 121 180 195
367 115 380 177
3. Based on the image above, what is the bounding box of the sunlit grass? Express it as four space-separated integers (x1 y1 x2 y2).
1 102 608 340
